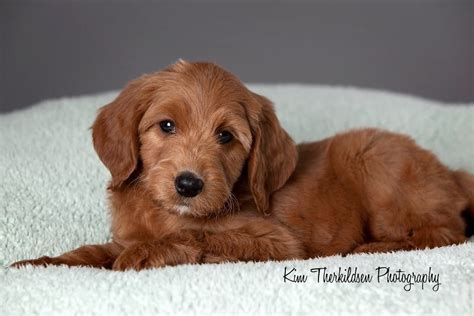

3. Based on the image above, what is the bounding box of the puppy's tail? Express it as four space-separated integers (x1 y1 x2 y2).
453 170 474 237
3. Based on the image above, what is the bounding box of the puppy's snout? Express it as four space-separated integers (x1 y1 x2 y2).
175 171 204 198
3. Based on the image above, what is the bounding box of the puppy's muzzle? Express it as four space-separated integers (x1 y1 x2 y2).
175 171 204 198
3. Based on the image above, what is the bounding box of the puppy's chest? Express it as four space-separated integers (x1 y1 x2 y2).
109 190 251 244
109 193 183 242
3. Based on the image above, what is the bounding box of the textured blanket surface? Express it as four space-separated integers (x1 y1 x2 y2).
0 85 473 315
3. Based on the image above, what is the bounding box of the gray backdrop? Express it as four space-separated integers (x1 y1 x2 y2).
1 0 473 112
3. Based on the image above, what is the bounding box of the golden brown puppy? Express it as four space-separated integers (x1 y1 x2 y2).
12 60 474 270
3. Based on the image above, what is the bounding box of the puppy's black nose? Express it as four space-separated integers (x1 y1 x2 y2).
175 171 204 198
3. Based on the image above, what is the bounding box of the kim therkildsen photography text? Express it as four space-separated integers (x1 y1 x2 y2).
283 266 441 292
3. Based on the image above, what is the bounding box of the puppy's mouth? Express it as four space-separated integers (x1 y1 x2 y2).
170 193 239 218
173 204 191 215
170 203 209 217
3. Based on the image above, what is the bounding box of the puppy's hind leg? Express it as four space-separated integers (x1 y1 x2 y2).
347 132 468 255
351 226 466 255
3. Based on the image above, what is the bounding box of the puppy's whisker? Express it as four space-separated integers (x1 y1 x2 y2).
217 193 239 219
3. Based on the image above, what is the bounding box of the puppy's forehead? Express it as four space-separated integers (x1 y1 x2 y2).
153 77 248 119
172 74 245 106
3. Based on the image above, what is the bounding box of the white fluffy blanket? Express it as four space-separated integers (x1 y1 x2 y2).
1 85 473 315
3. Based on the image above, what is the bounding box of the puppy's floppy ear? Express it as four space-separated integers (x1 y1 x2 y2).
245 92 298 215
92 75 158 189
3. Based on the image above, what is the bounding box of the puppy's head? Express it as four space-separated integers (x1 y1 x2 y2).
92 60 297 217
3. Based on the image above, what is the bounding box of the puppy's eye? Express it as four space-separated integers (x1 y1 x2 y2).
159 120 176 134
217 131 233 144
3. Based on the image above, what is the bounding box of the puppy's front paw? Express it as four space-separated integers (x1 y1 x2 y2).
112 244 155 271
10 256 56 268
112 242 201 271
